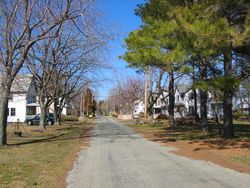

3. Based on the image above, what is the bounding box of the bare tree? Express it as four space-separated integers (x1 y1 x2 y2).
0 0 98 145
108 77 144 115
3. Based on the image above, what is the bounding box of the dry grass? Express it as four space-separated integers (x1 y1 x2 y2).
127 119 250 141
0 120 93 188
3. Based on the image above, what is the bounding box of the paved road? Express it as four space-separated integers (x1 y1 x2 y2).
67 117 250 188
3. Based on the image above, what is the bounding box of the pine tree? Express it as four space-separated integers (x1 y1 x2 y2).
123 0 250 137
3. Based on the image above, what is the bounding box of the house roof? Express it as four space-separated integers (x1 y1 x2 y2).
176 84 192 94
10 75 33 93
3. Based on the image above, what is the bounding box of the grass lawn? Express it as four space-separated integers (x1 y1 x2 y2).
231 156 250 166
0 120 93 188
127 119 250 141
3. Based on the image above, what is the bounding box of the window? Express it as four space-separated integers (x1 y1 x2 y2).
11 108 16 116
161 99 165 105
244 108 250 115
157 99 161 106
180 93 185 99
27 107 36 115
155 108 161 114
176 95 179 102
189 93 194 100
189 106 195 116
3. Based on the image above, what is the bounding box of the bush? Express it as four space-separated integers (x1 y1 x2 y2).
110 112 118 118
174 116 196 126
61 115 79 122
233 109 245 120
185 116 197 125
175 117 184 125
157 114 169 120
138 112 145 118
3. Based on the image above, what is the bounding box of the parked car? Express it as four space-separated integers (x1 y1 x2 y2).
26 113 54 125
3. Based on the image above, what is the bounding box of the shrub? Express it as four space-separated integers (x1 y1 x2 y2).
139 112 145 118
174 116 196 126
185 116 197 125
175 117 184 125
110 112 118 118
61 115 79 122
157 114 169 120
233 109 245 120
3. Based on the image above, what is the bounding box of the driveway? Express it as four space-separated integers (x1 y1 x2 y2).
67 117 250 188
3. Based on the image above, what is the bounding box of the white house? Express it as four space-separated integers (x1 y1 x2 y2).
129 83 249 120
5 75 67 123
174 85 223 119
233 88 250 114
7 75 36 122
133 100 144 116
152 84 224 119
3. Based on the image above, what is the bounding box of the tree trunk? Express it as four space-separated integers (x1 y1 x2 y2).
215 104 220 123
248 93 250 120
200 89 208 131
193 88 199 120
168 71 175 127
144 67 148 119
0 76 12 146
192 64 199 121
223 51 234 139
0 89 10 146
214 94 220 123
57 104 64 125
58 112 62 125
149 66 153 116
54 100 60 125
239 92 244 109
200 62 209 132
39 103 47 130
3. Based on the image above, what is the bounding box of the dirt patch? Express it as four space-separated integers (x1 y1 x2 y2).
130 126 250 174
164 140 250 174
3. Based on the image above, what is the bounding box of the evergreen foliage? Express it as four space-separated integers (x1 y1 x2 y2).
122 0 250 138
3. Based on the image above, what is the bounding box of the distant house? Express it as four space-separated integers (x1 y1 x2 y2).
233 88 250 115
131 84 249 120
133 100 144 116
152 84 224 119
151 91 168 119
5 75 67 123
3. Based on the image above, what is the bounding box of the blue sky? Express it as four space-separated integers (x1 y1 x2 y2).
96 0 145 100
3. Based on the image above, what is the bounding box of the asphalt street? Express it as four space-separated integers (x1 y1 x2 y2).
67 117 250 188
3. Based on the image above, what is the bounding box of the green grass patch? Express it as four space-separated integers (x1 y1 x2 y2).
230 156 250 165
0 121 93 188
233 120 250 125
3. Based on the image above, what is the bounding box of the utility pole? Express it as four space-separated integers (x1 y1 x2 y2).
144 67 148 119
